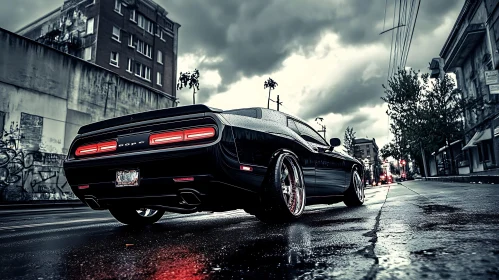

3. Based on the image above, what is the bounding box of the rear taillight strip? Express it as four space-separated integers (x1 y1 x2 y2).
150 127 216 146
75 140 117 157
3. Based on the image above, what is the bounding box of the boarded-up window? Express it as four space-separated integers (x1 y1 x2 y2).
20 112 43 151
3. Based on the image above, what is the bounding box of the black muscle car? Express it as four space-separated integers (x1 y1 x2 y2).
63 105 366 225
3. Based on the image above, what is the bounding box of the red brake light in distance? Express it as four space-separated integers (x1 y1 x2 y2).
149 127 216 146
75 141 117 156
184 127 216 141
149 131 184 145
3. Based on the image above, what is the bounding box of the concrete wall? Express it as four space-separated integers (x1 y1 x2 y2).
0 28 175 201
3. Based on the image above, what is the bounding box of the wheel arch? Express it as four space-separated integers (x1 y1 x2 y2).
347 162 365 187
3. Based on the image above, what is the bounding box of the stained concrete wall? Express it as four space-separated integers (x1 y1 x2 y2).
0 28 175 201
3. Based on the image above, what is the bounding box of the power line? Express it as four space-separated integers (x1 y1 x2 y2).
402 0 421 68
387 0 398 80
400 0 417 68
383 0 389 31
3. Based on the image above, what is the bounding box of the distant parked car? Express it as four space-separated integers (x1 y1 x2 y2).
63 105 366 226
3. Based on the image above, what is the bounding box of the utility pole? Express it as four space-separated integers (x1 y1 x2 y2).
315 117 326 139
269 95 283 111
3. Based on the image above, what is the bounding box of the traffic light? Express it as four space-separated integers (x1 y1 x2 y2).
400 159 406 165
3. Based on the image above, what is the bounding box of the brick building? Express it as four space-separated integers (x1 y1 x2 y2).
16 0 179 99
353 138 381 182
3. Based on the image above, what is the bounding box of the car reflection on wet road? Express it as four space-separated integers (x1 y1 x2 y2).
1 181 499 280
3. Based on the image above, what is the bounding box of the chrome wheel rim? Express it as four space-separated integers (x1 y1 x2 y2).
280 155 305 216
136 208 158 217
353 171 364 202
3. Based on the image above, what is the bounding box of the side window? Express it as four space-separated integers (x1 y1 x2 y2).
294 121 328 146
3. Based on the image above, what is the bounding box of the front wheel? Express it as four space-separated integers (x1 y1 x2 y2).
253 152 306 223
344 167 365 207
109 207 165 226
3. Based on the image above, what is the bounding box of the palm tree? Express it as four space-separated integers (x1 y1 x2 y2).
264 77 278 109
177 69 200 104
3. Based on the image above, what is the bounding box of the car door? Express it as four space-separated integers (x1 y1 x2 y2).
293 121 346 195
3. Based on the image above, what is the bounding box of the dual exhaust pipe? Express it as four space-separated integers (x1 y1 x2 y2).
83 190 203 210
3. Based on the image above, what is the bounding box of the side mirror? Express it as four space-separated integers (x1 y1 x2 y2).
330 138 341 147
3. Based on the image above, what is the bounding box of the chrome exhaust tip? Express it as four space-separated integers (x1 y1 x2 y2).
84 196 104 210
179 191 201 206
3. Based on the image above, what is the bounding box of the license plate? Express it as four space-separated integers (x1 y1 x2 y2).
116 170 140 187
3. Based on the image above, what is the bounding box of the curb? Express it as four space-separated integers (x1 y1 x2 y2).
0 201 86 210
424 175 499 184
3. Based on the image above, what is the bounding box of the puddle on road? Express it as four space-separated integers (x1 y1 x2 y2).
419 204 460 214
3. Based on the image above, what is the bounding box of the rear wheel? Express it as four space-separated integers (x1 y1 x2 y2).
109 207 165 226
344 167 365 207
253 152 306 223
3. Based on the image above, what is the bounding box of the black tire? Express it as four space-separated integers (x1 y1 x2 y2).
344 166 365 207
109 207 165 226
253 152 306 223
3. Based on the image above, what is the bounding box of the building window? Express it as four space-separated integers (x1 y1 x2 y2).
136 39 144 53
83 46 92 61
136 39 151 58
165 20 173 30
130 9 136 22
127 58 132 73
114 0 122 14
146 21 154 34
157 50 163 64
86 18 94 35
128 34 134 48
110 52 119 67
112 26 120 42
137 14 145 29
157 72 162 86
134 62 151 81
137 14 153 34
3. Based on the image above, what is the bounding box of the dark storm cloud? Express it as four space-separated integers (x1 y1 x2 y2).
300 59 387 120
0 0 61 32
158 0 465 108
158 0 394 100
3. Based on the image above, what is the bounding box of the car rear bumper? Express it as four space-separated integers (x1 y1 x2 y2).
63 142 267 212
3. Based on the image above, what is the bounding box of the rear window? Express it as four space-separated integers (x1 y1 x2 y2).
224 108 258 118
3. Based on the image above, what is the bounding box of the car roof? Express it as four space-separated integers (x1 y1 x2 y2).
225 107 309 125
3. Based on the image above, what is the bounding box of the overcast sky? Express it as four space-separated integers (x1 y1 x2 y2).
0 0 465 151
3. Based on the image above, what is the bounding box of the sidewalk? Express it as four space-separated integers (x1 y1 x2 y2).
423 172 499 184
0 200 86 210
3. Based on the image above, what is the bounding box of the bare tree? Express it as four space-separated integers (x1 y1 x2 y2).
177 69 200 105
264 77 278 109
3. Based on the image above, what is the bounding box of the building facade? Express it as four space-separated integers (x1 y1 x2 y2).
16 0 179 99
0 28 175 201
353 138 380 182
438 0 499 175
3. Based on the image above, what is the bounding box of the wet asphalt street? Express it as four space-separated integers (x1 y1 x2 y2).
0 180 498 280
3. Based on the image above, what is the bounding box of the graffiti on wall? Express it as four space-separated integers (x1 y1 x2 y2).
0 121 75 201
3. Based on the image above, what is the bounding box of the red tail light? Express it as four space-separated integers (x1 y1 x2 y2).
149 131 184 145
75 140 117 156
149 127 216 146
184 127 216 141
